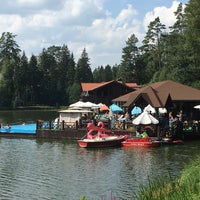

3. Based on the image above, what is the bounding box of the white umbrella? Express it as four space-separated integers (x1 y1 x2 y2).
85 102 100 109
69 101 99 109
159 108 167 114
69 101 86 108
132 111 159 125
144 104 156 114
194 105 200 109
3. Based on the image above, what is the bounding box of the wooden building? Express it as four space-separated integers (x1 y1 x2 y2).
113 80 200 119
80 80 140 106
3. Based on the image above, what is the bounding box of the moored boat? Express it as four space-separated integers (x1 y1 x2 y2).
78 136 126 148
77 122 127 148
122 137 161 147
160 137 183 145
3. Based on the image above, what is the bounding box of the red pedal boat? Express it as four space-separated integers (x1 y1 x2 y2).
78 122 127 148
122 137 161 147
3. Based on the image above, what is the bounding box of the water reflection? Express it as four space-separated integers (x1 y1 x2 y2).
0 139 199 200
0 110 58 124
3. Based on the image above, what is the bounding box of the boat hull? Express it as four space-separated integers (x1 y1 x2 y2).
78 136 125 148
122 138 161 147
161 138 183 145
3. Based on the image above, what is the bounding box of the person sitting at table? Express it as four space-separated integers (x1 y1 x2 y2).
141 131 149 138
136 126 142 137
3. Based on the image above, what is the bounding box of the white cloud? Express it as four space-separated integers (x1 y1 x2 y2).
143 1 182 31
0 0 186 70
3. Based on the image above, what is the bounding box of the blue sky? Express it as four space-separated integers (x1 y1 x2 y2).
0 0 188 70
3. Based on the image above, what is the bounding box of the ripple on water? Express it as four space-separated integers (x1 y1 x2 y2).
0 139 199 199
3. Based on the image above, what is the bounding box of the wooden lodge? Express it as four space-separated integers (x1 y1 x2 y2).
80 80 140 106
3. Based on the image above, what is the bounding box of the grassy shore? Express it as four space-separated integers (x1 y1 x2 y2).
80 156 200 200
136 155 200 200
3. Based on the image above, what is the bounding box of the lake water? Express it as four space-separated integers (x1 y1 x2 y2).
0 110 58 125
0 111 200 199
0 138 199 200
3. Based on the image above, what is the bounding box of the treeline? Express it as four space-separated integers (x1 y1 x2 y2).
0 1 200 108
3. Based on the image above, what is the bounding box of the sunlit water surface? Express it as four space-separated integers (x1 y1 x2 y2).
0 138 199 200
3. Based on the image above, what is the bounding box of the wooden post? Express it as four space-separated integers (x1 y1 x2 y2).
75 120 78 129
62 120 65 130
49 120 52 130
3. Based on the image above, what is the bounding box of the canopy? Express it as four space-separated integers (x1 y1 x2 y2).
194 105 200 109
69 101 99 109
109 103 123 113
144 104 156 114
84 101 100 109
69 101 87 108
132 111 159 125
131 106 142 115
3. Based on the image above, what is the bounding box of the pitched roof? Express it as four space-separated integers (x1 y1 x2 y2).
81 80 139 91
125 83 140 89
113 80 200 108
150 80 200 101
81 81 114 91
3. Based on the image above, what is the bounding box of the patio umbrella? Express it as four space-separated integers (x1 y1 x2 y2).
132 111 159 125
131 106 142 115
194 105 200 109
69 101 99 110
144 104 156 114
159 108 167 114
100 104 109 111
85 101 100 109
69 101 86 108
109 103 123 113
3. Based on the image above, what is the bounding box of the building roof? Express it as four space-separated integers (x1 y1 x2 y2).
81 80 139 91
125 83 141 89
113 80 200 108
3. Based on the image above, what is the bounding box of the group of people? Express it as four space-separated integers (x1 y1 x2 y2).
160 110 196 139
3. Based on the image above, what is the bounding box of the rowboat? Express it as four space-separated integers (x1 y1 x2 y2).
77 122 127 148
122 137 161 147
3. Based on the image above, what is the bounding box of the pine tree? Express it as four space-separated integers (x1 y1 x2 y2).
184 0 200 87
118 34 139 82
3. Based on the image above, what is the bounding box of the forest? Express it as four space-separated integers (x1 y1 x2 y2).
0 0 200 109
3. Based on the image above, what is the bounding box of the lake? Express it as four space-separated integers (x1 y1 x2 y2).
0 110 200 199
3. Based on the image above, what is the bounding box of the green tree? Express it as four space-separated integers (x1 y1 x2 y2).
75 48 93 83
0 32 21 67
57 45 71 105
141 17 166 82
68 82 81 104
14 52 29 106
27 55 41 105
103 65 113 81
38 48 57 105
112 64 119 80
118 34 139 82
93 66 104 82
0 60 15 107
0 32 21 108
184 0 200 87
153 3 189 83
